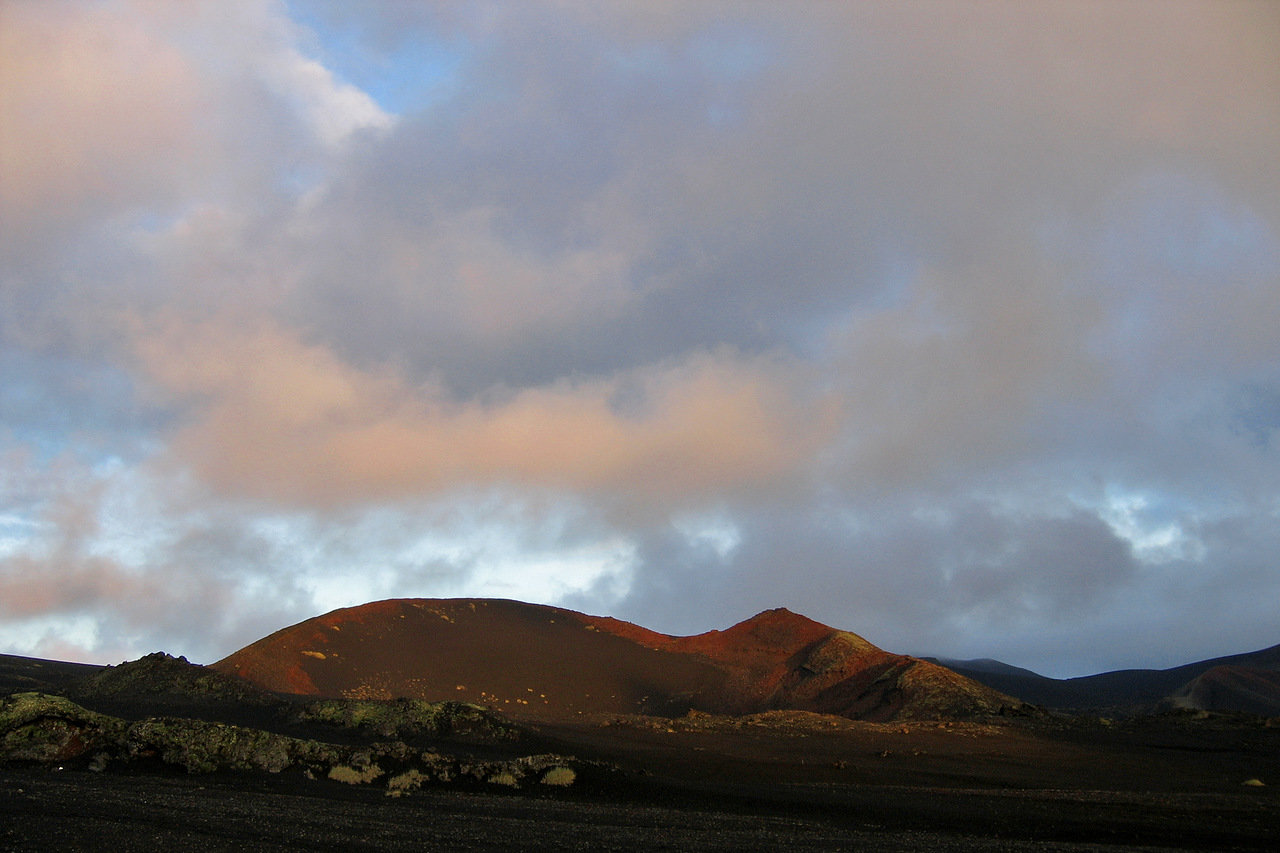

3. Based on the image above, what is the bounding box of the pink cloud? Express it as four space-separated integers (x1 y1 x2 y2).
132 316 836 509
0 1 204 233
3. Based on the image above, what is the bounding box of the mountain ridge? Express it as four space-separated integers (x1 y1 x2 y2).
212 598 1025 722
930 643 1280 715
5 615 1277 719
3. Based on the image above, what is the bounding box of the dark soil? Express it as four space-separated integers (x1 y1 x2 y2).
2 763 1260 853
4 713 1278 851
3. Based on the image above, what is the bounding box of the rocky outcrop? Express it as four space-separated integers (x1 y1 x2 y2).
292 697 521 741
0 692 125 763
0 691 587 791
74 652 275 704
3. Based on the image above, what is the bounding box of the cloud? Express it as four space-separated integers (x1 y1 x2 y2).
614 496 1138 659
0 447 304 663
262 47 393 148
0 1 204 238
130 315 833 511
2 1 1279 674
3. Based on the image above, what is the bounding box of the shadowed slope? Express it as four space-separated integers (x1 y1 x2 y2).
1169 665 1280 716
214 599 1024 722
0 654 104 696
935 643 1280 714
68 652 288 726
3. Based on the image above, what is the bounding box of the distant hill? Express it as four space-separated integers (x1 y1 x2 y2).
6 611 1276 720
929 643 1280 715
1166 664 1280 716
0 654 104 696
213 598 1028 722
66 651 293 726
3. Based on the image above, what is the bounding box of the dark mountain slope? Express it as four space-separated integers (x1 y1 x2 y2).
0 654 104 696
933 643 1280 713
1168 665 1280 716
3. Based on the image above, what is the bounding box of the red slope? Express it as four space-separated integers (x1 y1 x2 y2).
214 599 727 717
213 598 1022 721
1171 665 1280 716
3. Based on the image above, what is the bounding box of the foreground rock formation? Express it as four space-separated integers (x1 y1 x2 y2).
0 683 585 793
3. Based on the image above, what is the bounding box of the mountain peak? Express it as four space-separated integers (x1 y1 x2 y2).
723 607 837 645
668 607 836 674
736 606 829 632
214 597 1023 722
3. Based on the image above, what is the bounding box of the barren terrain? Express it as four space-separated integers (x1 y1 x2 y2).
4 708 1278 851
3 600 1278 850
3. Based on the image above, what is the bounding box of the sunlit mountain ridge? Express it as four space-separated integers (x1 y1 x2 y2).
212 598 1026 722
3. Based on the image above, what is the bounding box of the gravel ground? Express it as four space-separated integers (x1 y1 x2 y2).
1 766 1264 853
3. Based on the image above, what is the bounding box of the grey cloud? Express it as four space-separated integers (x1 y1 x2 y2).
3 2 1280 675
611 495 1263 678
618 498 1122 627
281 0 1280 403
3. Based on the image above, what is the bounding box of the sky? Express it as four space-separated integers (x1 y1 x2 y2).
2 1 1278 678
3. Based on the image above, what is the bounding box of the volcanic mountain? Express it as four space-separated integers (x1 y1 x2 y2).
933 642 1280 715
213 599 1025 722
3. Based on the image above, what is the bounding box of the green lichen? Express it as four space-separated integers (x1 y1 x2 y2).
125 718 327 774
540 766 576 787
385 769 426 795
328 763 384 784
295 697 518 741
0 692 126 763
487 770 519 787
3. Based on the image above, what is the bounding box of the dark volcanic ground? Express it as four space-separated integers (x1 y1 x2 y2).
3 763 1258 853
3 648 1280 852
4 710 1278 851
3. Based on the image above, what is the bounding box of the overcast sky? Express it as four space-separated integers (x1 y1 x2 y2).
2 1 1278 677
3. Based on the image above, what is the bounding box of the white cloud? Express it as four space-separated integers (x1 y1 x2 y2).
263 47 395 148
1098 489 1205 565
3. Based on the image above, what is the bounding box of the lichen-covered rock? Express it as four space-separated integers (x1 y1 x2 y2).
451 753 586 789
124 717 341 774
385 768 426 795
294 697 520 741
539 766 576 787
0 692 126 763
487 770 519 787
327 762 384 784
2 691 591 793
419 749 457 782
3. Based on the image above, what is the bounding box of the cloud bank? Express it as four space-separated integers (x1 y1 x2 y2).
2 0 1278 675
